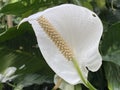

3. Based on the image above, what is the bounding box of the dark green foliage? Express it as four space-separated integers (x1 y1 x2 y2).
0 0 68 18
0 0 120 90
104 62 120 90
101 22 120 55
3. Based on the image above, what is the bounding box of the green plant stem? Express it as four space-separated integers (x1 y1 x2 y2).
111 0 115 11
7 82 16 88
52 77 62 90
72 57 96 90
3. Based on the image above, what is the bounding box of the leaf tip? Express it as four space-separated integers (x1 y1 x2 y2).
17 18 28 29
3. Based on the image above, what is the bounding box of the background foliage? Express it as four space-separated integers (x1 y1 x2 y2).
0 0 120 90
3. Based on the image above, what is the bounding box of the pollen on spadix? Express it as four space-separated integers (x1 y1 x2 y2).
37 16 74 60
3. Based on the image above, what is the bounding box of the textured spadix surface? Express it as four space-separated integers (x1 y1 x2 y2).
19 4 103 85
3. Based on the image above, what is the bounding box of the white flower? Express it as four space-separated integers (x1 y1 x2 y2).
0 67 17 83
19 4 103 85
54 75 74 90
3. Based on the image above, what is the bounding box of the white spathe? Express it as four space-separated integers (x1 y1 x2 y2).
54 75 74 90
0 67 17 83
19 4 103 85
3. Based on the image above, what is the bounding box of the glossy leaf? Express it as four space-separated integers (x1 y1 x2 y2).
104 62 120 90
88 66 107 90
103 50 120 66
0 1 27 16
0 22 32 42
0 0 68 17
0 46 54 84
0 22 54 87
72 0 93 10
101 22 120 55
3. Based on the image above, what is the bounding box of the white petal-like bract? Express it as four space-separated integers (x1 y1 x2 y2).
19 4 103 85
54 75 74 90
4 67 17 77
0 67 17 83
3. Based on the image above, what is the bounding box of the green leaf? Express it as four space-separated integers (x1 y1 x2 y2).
0 47 54 87
100 0 120 23
0 83 3 90
0 1 27 16
101 22 120 55
14 84 23 90
88 66 107 90
15 74 53 88
72 0 93 10
94 0 106 9
74 84 82 90
104 62 120 90
0 22 32 42
0 0 68 17
0 22 54 87
0 46 54 79
103 50 120 66
82 1 93 10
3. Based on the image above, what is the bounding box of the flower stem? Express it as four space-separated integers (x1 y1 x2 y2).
72 57 96 90
52 77 62 90
7 82 16 88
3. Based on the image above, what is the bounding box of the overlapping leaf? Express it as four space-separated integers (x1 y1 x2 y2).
0 0 68 17
104 62 120 90
0 23 54 88
101 22 120 55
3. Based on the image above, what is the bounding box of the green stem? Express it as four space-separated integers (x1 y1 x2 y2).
74 84 82 90
111 0 115 11
72 57 96 90
7 82 16 88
